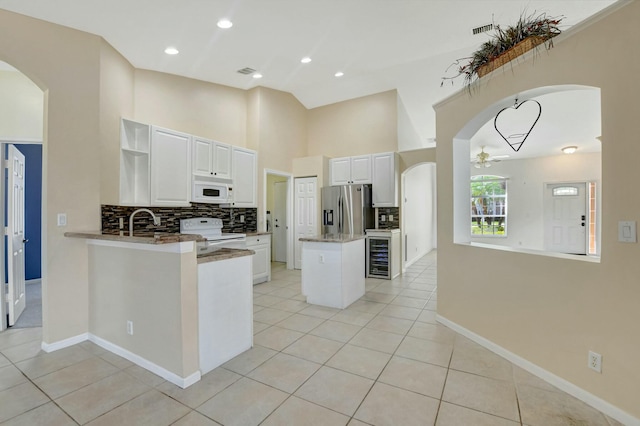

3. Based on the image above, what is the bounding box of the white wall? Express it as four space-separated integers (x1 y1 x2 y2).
403 163 436 266
470 152 601 252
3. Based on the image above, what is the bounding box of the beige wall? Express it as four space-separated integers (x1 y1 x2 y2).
89 244 199 377
0 10 106 343
435 1 639 418
0 69 43 140
133 69 248 147
398 147 436 173
99 43 134 205
248 87 307 230
307 90 398 158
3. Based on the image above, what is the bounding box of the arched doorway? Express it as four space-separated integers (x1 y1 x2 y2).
401 162 436 271
0 61 44 331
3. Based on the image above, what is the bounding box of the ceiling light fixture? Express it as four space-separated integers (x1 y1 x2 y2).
301 57 312 64
164 47 179 55
217 19 233 29
562 146 578 154
252 73 263 79
334 71 344 77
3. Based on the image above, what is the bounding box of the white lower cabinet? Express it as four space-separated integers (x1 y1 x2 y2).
198 255 253 375
246 234 271 284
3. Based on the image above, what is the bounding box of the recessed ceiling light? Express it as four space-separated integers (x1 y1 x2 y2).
561 146 578 154
217 19 233 29
252 73 263 79
334 71 344 77
164 47 179 55
301 57 312 64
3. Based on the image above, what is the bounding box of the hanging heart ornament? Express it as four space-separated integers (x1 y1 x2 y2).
494 99 542 152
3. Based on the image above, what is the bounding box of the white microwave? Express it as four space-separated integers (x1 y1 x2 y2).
192 180 233 204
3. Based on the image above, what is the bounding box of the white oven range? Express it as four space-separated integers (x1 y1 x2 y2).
180 217 246 255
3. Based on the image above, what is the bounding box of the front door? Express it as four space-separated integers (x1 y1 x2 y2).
7 145 26 325
273 181 287 263
294 177 317 269
544 182 587 255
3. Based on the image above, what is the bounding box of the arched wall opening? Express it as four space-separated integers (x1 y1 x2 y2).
452 84 602 260
0 61 45 331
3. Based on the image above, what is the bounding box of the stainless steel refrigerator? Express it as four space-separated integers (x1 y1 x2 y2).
322 184 374 235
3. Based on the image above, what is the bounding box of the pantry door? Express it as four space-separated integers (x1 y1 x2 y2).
294 177 317 269
7 145 26 326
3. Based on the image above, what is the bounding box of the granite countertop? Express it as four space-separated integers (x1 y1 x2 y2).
246 231 271 237
64 231 202 244
299 234 366 243
366 228 400 234
197 248 255 264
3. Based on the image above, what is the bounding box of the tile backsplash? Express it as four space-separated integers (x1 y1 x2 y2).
102 204 258 235
377 207 399 229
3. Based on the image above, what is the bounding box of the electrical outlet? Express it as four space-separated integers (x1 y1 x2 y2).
240 215 245 223
319 254 325 264
588 350 602 373
381 215 386 222
127 320 134 336
389 215 394 221
119 217 124 229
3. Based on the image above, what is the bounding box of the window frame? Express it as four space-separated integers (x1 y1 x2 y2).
471 175 508 237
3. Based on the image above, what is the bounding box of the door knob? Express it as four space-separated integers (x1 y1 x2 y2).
22 239 29 243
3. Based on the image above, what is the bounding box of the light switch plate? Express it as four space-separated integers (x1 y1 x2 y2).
57 213 67 227
618 221 636 243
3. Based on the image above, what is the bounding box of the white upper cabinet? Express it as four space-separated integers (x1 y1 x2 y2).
330 154 372 185
120 119 151 206
150 126 191 207
193 137 232 180
371 152 399 207
231 147 257 207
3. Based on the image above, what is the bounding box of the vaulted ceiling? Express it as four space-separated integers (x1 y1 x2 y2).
0 0 616 152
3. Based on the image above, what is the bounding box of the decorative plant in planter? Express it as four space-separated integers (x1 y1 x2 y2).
442 12 563 88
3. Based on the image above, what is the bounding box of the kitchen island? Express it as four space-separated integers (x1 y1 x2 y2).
65 231 253 387
299 234 365 309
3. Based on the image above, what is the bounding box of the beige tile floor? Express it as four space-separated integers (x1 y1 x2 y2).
0 251 623 425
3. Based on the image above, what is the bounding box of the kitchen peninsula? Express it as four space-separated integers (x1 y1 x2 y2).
299 234 365 309
65 231 254 388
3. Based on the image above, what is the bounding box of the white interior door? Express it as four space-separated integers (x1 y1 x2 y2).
273 181 287 262
294 177 317 269
7 145 26 326
544 182 587 255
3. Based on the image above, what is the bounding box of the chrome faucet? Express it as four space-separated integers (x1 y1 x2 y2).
129 208 161 236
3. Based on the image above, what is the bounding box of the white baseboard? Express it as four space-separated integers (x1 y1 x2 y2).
40 332 201 389
88 334 201 389
41 333 89 352
437 315 639 426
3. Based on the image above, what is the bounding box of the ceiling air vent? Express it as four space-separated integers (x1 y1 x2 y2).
472 23 493 35
237 67 256 75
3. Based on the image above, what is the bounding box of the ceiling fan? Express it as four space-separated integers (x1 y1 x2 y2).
472 146 508 168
